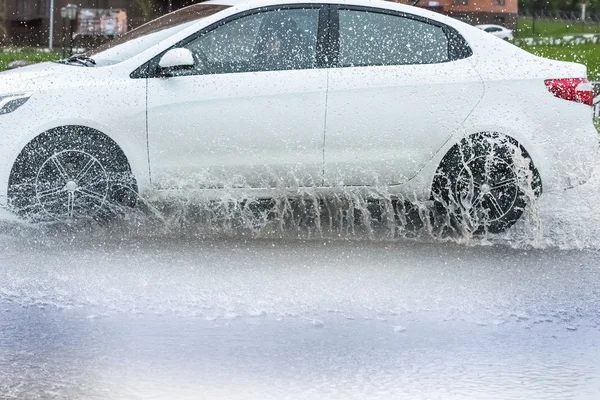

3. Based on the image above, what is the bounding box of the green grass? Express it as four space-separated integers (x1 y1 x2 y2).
0 49 61 71
519 44 600 80
515 16 600 38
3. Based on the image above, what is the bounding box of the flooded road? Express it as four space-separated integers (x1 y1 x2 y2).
1 236 599 399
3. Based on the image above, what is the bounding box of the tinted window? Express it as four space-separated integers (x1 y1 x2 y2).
338 10 450 67
182 8 320 75
485 27 502 32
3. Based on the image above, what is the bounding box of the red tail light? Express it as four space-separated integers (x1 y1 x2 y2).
544 78 594 106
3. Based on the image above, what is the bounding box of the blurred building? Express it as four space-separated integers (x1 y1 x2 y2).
2 0 204 47
396 0 518 29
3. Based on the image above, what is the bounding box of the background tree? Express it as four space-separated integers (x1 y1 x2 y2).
0 0 6 37
135 0 156 22
519 0 600 15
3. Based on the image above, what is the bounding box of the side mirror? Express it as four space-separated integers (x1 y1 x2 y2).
158 48 195 71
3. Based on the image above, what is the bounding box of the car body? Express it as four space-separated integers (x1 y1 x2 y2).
475 24 514 40
0 0 597 232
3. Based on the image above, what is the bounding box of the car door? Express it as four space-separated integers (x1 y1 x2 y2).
323 7 484 187
146 6 328 190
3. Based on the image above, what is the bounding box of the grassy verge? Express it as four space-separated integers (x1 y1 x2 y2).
516 16 600 38
0 49 61 71
518 44 600 80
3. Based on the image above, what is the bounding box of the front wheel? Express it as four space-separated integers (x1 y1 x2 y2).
432 135 541 234
8 128 137 221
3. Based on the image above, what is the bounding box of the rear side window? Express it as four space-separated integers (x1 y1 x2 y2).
338 9 450 67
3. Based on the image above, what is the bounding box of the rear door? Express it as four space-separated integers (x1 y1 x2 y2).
323 7 484 187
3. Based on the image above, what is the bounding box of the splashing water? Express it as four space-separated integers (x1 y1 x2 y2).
0 166 597 250
0 131 598 249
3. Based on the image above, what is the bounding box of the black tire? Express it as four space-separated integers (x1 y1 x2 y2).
8 127 138 221
431 133 541 235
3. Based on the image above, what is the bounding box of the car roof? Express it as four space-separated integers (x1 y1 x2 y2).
202 0 424 5
199 0 470 28
201 0 421 8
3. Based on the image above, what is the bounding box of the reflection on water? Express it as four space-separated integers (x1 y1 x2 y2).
0 238 599 399
2 303 600 400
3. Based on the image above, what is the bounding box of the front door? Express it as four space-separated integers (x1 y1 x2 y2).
146 7 327 190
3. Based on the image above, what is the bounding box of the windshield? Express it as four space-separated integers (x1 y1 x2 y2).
85 4 230 66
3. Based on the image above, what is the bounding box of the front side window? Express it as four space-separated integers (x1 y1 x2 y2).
181 8 320 75
338 10 450 68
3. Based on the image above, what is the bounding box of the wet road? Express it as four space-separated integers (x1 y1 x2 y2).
2 168 600 399
1 235 599 399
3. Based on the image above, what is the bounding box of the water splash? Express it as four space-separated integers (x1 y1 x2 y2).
0 141 598 250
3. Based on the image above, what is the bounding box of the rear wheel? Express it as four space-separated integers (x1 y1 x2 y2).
432 134 541 234
8 127 137 221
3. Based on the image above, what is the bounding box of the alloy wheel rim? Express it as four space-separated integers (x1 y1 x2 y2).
35 150 109 219
454 156 520 224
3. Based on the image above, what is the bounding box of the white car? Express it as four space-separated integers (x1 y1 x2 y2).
475 24 514 40
0 0 597 233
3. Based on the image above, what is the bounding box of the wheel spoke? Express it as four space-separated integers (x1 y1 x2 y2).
458 175 481 189
485 193 505 218
51 155 71 182
79 176 108 191
472 192 485 209
76 158 96 181
67 192 75 218
457 180 480 209
490 177 518 191
77 187 106 203
37 186 66 198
